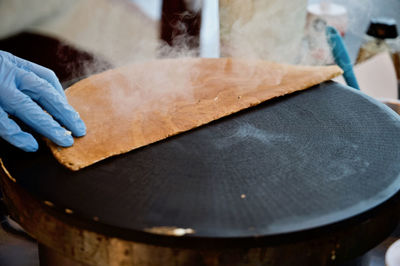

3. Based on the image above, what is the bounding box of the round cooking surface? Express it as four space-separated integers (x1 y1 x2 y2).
1 81 400 247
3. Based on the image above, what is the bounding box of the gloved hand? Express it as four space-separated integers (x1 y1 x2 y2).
0 50 86 152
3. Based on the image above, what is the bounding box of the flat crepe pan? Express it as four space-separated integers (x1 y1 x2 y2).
1 81 400 252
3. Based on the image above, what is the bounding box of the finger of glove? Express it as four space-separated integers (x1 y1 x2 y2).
3 51 66 98
16 69 86 137
2 87 74 147
0 106 38 152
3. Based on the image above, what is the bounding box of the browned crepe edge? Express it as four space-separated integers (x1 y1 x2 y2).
48 59 342 171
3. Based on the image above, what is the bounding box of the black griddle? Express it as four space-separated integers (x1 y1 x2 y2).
1 81 400 249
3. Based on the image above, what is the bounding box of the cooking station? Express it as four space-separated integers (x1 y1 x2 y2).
1 81 400 265
1 0 400 266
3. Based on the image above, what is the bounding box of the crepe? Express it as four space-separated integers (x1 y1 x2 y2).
48 58 342 170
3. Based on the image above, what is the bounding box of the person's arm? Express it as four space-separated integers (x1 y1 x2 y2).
0 0 77 39
0 51 86 152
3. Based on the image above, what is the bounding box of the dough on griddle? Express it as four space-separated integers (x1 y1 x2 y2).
47 58 342 170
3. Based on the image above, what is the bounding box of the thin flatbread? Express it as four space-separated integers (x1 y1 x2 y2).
48 58 342 170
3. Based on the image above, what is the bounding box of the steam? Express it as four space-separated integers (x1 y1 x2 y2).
93 0 289 119
157 39 199 59
50 0 384 84
60 0 209 122
63 0 358 117
219 0 308 64
61 0 310 83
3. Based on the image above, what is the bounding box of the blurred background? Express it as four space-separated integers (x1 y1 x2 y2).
0 0 400 265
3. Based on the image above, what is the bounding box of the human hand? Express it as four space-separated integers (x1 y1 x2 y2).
0 51 86 152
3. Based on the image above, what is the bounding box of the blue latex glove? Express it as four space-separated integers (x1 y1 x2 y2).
0 51 86 152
